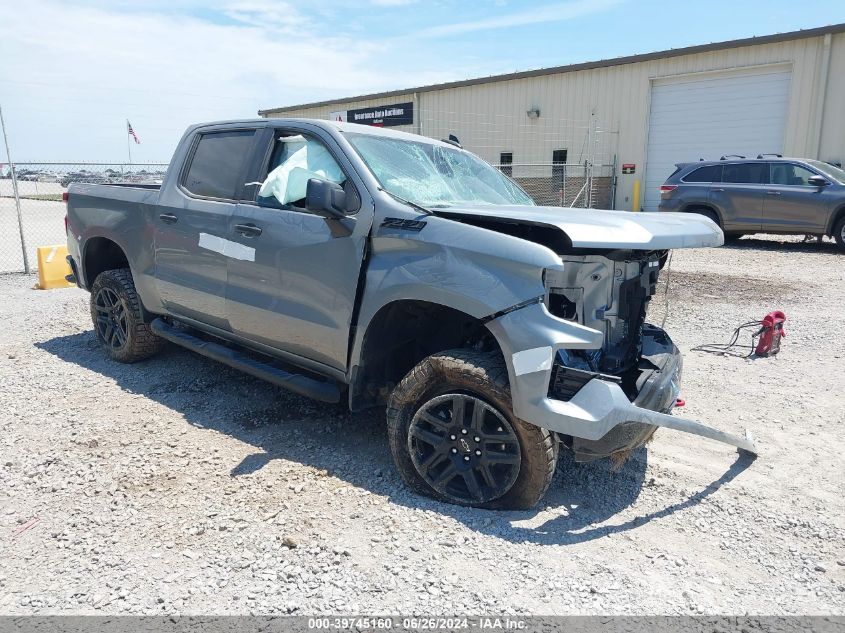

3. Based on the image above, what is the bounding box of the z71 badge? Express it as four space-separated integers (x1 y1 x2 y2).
381 217 427 231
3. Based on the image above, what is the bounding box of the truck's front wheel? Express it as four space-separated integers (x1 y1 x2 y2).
89 268 165 363
387 349 558 509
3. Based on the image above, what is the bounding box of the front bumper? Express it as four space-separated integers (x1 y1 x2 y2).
485 301 757 455
562 324 680 461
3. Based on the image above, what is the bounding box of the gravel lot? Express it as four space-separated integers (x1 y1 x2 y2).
1 235 843 616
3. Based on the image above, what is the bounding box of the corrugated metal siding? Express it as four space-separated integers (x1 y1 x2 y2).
820 33 845 164
264 34 844 210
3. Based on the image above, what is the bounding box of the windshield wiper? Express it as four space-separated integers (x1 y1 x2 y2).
377 187 436 216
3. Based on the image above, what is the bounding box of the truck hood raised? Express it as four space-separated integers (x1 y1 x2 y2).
435 204 723 250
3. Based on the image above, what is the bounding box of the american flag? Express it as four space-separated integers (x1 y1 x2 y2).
127 120 140 144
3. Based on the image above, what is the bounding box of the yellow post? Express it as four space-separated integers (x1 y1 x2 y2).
35 245 74 290
631 180 641 212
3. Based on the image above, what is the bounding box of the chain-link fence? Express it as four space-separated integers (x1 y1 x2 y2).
493 162 616 208
1 153 617 274
0 163 168 273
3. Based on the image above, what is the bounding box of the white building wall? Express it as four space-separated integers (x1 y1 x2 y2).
264 32 845 210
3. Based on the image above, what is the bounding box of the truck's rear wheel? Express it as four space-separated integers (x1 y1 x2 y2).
387 349 558 509
89 268 165 363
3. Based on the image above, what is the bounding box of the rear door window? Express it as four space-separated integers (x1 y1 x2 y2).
182 130 256 200
722 162 768 184
683 165 722 182
770 163 818 186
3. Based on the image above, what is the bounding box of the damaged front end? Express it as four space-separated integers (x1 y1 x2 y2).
543 250 677 461
485 247 757 459
551 325 682 461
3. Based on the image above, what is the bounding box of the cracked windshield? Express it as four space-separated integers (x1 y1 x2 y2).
344 132 534 208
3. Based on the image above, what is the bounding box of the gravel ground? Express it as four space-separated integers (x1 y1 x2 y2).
1 235 843 616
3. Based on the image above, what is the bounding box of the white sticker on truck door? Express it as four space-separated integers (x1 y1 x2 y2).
198 233 256 262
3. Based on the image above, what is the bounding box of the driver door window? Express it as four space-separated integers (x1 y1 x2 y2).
256 134 347 208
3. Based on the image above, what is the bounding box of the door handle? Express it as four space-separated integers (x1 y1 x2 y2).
159 213 178 224
712 188 725 192
766 191 781 196
234 223 262 237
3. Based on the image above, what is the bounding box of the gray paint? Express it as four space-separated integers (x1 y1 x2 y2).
68 118 754 455
485 302 756 454
659 158 845 236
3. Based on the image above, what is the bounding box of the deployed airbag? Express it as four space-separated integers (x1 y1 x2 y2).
258 136 345 205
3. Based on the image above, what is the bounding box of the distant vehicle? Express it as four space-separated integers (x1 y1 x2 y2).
658 156 845 252
65 118 756 509
60 172 107 188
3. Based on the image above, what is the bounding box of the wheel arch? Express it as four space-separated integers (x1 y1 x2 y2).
82 236 130 289
827 203 845 236
349 299 505 411
681 203 723 228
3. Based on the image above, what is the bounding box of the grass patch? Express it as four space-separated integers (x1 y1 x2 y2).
21 194 64 202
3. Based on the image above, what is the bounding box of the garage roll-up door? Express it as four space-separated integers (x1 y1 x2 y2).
644 66 791 211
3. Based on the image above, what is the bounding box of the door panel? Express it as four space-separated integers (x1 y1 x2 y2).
709 184 763 231
154 199 234 329
154 128 258 329
226 204 366 369
225 127 373 371
708 162 768 231
763 163 831 232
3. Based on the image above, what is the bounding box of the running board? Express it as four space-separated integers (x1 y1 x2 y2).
150 318 341 403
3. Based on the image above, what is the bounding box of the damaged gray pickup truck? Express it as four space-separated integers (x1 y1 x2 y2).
66 118 757 509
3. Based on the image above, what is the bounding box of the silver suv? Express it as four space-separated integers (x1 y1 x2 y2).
658 156 845 252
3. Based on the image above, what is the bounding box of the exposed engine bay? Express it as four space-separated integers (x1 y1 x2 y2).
543 249 665 378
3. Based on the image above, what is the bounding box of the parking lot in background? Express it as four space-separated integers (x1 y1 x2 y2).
1 236 842 615
0 168 167 273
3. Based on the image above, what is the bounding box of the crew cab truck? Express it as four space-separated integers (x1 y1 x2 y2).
66 119 757 509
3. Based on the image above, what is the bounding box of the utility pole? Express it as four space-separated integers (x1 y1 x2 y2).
0 105 30 273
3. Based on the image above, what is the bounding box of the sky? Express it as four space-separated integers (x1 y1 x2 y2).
1 0 844 163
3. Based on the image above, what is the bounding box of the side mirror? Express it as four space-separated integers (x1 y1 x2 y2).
306 178 347 219
808 175 829 187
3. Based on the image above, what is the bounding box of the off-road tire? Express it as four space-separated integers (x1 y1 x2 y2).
386 349 558 509
834 215 845 253
89 268 165 363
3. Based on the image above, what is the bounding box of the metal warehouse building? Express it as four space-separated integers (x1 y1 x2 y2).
260 23 845 212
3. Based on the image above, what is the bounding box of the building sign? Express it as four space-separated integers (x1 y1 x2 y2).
345 102 414 127
329 111 347 123
622 163 636 174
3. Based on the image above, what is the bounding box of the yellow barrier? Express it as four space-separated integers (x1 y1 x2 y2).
36 245 74 290
631 180 641 212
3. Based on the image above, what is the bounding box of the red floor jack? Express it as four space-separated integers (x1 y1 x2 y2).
693 311 787 357
754 310 786 356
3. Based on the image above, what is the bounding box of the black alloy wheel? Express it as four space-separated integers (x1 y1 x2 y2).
93 286 128 350
408 393 521 505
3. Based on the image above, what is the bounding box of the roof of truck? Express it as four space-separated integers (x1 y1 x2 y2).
189 117 456 147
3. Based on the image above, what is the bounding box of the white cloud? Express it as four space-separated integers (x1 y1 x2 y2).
369 0 417 5
0 0 620 161
0 0 451 160
223 1 311 33
417 0 621 38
